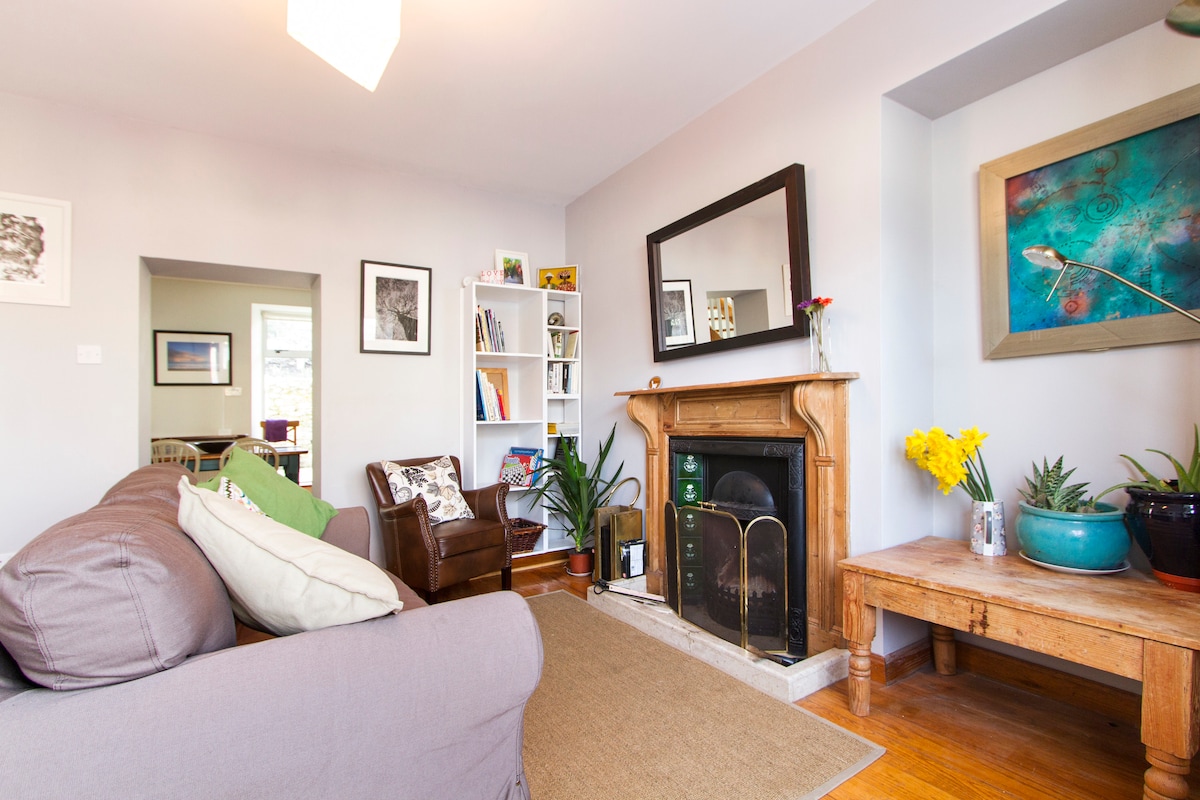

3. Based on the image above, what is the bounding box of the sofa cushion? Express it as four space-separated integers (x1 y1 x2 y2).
199 446 337 537
381 456 475 524
177 479 403 636
0 466 236 690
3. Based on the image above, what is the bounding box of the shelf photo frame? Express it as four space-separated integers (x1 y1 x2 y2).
538 265 578 292
361 261 432 355
154 330 232 386
980 84 1200 359
496 250 529 286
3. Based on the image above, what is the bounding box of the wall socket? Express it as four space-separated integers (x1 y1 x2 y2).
224 386 243 396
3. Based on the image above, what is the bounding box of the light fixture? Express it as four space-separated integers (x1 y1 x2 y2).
287 0 401 92
1167 0 1200 36
1022 245 1200 325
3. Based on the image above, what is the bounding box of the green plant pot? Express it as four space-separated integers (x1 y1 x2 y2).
1124 487 1200 592
1015 501 1130 571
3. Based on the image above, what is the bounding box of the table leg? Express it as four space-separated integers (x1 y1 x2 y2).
931 624 957 675
843 571 876 716
280 454 300 484
1141 641 1198 800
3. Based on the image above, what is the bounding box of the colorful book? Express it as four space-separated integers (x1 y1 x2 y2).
498 447 543 487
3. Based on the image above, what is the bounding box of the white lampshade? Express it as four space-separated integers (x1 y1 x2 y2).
287 0 401 92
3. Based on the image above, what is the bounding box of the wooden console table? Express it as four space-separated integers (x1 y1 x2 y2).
841 536 1200 800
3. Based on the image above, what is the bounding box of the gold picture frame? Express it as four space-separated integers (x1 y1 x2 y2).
980 84 1200 359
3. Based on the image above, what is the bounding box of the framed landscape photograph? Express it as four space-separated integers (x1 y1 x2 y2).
661 279 695 346
538 265 579 292
495 249 529 286
154 330 232 386
0 190 72 307
361 261 431 355
980 84 1200 359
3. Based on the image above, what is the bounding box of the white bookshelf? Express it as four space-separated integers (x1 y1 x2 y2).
464 282 582 557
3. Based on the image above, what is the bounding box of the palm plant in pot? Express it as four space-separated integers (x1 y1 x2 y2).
1015 457 1129 572
1098 424 1200 592
525 423 624 577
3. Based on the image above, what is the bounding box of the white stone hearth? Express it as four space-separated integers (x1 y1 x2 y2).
587 577 849 704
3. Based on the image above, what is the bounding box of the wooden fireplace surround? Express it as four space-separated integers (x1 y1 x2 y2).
617 373 856 655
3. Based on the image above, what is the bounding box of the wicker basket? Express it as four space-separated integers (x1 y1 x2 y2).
509 518 546 554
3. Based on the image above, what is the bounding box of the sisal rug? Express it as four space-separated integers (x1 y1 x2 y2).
522 591 883 800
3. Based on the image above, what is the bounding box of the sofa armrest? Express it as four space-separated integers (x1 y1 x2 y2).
462 482 509 524
0 592 542 800
320 506 370 559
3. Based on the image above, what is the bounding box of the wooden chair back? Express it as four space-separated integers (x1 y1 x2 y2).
220 437 280 468
151 438 202 475
260 420 300 444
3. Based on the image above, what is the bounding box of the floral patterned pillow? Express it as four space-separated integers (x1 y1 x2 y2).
380 457 475 524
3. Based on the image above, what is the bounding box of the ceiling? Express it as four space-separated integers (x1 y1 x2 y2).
0 0 876 205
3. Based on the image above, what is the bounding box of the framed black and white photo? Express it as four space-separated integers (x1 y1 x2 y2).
154 330 232 386
0 190 71 307
661 279 695 346
361 260 431 355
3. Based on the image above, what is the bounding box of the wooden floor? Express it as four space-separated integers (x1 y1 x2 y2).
450 561 1198 800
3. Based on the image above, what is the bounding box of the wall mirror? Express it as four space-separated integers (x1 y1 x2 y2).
647 164 811 362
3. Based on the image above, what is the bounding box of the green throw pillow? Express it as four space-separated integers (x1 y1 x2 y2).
199 447 336 538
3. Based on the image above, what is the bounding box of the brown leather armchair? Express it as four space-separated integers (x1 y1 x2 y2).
366 456 514 602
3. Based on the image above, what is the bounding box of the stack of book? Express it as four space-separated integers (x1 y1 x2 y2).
475 306 506 352
475 370 508 420
546 362 578 394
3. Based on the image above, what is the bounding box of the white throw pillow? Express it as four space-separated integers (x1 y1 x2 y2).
380 456 475 524
177 478 403 636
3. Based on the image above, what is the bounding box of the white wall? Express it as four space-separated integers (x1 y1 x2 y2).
0 91 563 558
566 0 1200 656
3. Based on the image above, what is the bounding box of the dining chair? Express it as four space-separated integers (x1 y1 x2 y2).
219 437 280 469
150 438 202 475
260 419 300 444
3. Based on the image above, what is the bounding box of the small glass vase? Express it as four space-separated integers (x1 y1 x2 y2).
809 312 832 373
971 500 1006 557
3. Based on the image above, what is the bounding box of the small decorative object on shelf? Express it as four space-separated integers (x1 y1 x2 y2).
479 269 505 284
499 447 543 487
798 296 832 373
905 426 1004 555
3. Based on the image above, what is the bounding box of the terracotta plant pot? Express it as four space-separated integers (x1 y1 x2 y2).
1124 487 1200 592
567 550 593 577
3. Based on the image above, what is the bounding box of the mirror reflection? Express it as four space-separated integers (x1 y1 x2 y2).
647 164 811 362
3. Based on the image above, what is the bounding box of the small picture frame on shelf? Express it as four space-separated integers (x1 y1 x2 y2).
495 250 529 286
538 265 578 292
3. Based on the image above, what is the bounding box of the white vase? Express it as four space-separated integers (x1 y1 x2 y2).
809 312 831 373
971 500 1006 556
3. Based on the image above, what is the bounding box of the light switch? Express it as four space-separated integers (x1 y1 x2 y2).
76 345 102 364
224 386 243 397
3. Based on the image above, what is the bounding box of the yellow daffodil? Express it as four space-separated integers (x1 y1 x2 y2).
905 426 994 501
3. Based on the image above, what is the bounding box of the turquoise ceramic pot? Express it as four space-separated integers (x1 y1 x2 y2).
1015 501 1130 570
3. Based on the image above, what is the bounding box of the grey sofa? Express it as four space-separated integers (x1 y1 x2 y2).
0 463 543 799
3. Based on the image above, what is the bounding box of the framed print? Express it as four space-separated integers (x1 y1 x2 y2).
661 279 695 346
154 331 232 386
538 264 579 292
980 84 1200 359
361 261 431 355
495 250 529 286
0 191 71 307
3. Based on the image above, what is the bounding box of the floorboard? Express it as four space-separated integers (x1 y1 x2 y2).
444 562 1199 799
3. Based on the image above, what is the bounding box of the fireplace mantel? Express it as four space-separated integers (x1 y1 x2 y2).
617 373 856 654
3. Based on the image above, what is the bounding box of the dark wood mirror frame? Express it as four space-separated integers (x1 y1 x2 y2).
646 163 812 362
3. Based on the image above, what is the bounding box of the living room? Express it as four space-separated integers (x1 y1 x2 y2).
0 1 1197 796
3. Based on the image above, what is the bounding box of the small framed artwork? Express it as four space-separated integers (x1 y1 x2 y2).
538 265 579 292
154 331 232 386
495 250 529 286
661 279 695 346
361 260 432 355
0 190 72 307
980 84 1200 359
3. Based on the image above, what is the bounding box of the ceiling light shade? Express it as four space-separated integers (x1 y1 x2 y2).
287 0 401 91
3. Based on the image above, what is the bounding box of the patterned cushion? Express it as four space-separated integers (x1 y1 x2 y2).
381 457 475 524
211 477 265 515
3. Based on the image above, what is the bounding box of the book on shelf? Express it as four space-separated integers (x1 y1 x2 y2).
476 368 510 421
563 330 579 359
475 306 506 353
547 330 565 358
546 362 578 394
498 446 543 487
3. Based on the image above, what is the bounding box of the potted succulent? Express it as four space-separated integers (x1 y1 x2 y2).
1015 457 1129 571
1100 424 1200 592
526 423 624 577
